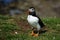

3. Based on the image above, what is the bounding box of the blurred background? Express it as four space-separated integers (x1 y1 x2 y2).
0 0 60 17
0 0 60 40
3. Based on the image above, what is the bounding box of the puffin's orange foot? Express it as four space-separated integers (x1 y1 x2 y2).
30 31 35 36
33 33 39 37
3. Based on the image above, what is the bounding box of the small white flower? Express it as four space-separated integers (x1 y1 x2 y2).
15 32 18 34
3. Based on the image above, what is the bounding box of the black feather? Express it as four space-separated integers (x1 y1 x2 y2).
29 11 45 28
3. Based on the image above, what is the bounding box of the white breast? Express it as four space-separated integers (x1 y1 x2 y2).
27 15 38 23
27 15 41 30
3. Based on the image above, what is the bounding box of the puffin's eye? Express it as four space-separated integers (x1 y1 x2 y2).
32 9 34 10
32 9 33 10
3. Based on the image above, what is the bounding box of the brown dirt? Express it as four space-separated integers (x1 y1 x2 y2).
13 17 31 32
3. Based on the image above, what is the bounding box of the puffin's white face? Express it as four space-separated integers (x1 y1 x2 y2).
29 8 35 12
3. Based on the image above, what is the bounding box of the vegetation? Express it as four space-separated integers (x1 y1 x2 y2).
0 15 60 40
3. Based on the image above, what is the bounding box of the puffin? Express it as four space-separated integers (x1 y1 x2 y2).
27 7 46 37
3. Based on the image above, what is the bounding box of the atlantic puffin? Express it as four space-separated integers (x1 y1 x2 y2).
27 7 46 37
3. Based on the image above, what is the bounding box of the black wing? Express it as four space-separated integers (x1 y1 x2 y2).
31 12 45 28
37 16 45 28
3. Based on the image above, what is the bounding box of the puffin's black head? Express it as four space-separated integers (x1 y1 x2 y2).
29 7 35 12
28 7 36 16
29 7 35 9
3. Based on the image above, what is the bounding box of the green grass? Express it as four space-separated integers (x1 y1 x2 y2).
0 15 60 40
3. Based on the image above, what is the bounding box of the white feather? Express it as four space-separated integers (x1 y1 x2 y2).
27 15 41 30
29 8 35 12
